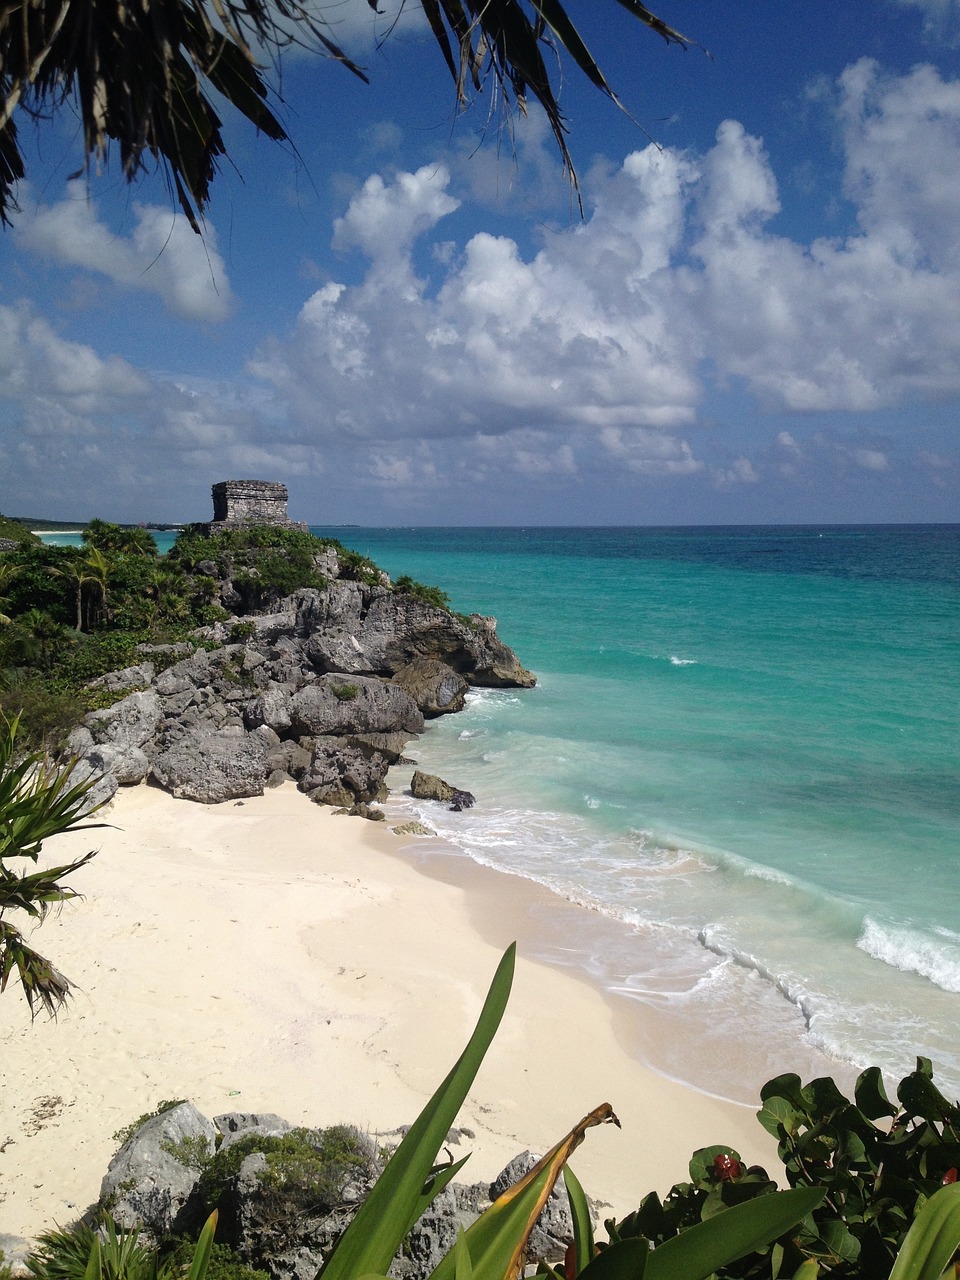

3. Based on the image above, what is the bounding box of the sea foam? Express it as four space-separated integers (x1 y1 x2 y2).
858 917 960 993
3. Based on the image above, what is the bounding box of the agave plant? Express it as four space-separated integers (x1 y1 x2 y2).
24 1210 218 1280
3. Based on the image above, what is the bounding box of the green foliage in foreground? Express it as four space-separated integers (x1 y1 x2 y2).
605 1057 960 1278
23 1211 219 1280
0 714 105 1015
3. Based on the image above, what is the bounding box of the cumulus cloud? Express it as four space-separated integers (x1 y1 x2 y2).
16 185 233 322
249 58 960 500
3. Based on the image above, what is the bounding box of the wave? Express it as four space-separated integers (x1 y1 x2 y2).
669 655 698 666
858 917 960 993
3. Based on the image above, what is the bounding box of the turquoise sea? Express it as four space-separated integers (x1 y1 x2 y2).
311 525 960 1101
43 524 960 1100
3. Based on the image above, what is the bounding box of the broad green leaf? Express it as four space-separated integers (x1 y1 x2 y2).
187 1210 219 1280
791 1262 820 1279
645 1186 825 1280
578 1237 650 1280
564 1164 595 1275
855 1066 898 1120
430 1104 620 1280
888 1183 960 1280
453 1232 473 1280
318 944 516 1280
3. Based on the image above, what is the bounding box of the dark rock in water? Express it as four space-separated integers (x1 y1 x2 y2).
411 771 475 811
410 770 454 803
99 1102 216 1244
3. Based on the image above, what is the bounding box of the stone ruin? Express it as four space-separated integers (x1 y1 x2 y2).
206 480 308 534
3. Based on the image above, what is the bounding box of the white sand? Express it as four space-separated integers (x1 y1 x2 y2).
0 783 782 1242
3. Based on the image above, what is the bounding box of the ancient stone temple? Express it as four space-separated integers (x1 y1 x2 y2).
206 481 308 534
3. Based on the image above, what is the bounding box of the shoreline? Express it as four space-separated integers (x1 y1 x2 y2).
0 783 793 1245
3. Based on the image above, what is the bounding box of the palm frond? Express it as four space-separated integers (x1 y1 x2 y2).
0 0 696 227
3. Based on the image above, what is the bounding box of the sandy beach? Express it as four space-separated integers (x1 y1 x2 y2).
1 782 785 1245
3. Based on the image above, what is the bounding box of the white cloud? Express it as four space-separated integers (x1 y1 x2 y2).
249 58 960 506
853 448 890 471
16 185 233 322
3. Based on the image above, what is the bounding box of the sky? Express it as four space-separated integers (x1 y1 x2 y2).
1 0 959 526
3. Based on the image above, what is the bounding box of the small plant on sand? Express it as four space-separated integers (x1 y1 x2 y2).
0 713 106 1015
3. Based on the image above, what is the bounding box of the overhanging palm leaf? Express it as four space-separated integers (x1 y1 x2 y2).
1 0 695 229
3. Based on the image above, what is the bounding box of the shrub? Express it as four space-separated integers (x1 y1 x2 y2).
394 576 453 613
330 683 359 702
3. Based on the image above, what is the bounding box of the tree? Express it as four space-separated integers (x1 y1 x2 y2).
0 713 105 1015
0 0 693 232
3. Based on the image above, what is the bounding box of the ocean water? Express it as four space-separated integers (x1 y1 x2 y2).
308 525 960 1102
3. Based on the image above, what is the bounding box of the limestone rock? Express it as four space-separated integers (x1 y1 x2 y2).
410 771 475 811
86 662 155 692
392 821 436 837
99 1102 216 1243
64 757 119 813
86 689 162 750
299 738 389 807
151 731 267 802
84 742 150 786
290 676 423 738
391 659 468 718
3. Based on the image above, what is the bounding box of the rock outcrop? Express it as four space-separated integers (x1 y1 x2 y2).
94 1107 576 1279
66 560 534 812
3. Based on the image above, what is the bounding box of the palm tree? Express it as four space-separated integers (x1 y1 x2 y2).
0 713 105 1016
0 1 693 231
80 545 110 629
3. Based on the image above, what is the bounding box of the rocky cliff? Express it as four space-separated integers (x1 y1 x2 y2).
67 548 535 813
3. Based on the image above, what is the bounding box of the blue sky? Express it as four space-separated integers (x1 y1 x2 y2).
1 0 959 526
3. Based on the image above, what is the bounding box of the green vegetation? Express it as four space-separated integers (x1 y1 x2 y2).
394 576 453 612
0 513 40 546
190 1125 372 1222
330 683 360 702
0 714 104 1014
22 1212 218 1280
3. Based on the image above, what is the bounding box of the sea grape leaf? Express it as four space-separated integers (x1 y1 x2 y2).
758 1096 802 1139
856 1066 898 1120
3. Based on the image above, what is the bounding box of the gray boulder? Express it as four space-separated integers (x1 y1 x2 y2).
86 689 162 750
151 731 267 802
290 676 423 738
83 742 151 786
410 771 475 811
99 1102 216 1242
391 659 468 718
64 757 119 813
299 738 390 807
86 662 156 693
215 1111 292 1151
